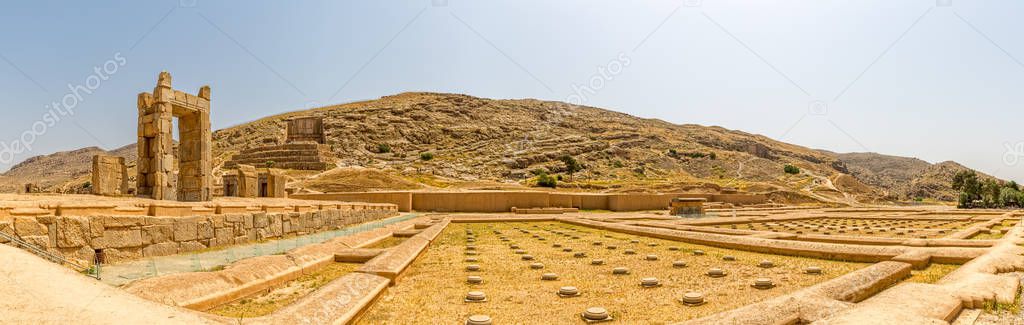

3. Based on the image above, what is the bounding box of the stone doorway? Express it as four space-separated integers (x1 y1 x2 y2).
136 72 213 201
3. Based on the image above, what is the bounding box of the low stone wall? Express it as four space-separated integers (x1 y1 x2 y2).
292 191 768 213
0 205 400 265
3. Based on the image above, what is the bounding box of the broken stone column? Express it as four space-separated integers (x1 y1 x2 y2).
92 155 129 196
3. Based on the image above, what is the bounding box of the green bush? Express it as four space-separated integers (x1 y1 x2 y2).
377 143 392 153
612 160 624 168
420 152 434 161
783 164 800 174
536 172 557 188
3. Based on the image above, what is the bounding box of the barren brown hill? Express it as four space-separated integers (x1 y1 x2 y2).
836 152 1000 201
0 92 1000 204
0 145 136 193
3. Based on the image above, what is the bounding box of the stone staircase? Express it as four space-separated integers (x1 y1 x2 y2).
224 143 334 170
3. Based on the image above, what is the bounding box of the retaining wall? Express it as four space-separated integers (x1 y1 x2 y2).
0 205 400 265
292 191 768 212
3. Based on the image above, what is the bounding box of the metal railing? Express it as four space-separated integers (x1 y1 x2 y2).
0 230 100 280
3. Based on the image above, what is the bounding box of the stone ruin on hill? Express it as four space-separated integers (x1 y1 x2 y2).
223 116 334 171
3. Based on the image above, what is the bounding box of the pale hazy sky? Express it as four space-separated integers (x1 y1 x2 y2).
1 0 1023 182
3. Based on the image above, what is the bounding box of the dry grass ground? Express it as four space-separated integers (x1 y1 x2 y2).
356 221 869 324
209 262 361 318
364 236 407 249
905 264 960 284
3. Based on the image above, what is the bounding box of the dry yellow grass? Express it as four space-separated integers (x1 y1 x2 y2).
905 264 959 284
365 236 407 249
970 231 1006 240
209 262 361 318
356 222 869 324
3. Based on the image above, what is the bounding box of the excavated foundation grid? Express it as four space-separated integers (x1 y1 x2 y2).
357 221 904 324
52 211 1021 325
706 217 980 239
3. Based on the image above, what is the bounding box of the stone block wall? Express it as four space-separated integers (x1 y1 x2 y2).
0 207 400 265
92 155 129 196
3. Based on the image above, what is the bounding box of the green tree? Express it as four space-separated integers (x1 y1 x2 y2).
420 152 434 161
561 155 584 181
998 187 1020 207
982 179 1001 207
952 170 982 208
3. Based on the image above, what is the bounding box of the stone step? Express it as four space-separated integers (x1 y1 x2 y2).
230 155 327 164
233 149 324 160
224 161 332 170
240 143 321 154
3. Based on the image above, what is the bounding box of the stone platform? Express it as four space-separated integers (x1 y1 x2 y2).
224 143 334 171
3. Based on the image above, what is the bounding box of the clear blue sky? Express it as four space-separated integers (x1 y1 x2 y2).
1 0 1023 182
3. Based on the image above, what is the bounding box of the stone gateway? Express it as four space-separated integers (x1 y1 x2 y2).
136 72 213 201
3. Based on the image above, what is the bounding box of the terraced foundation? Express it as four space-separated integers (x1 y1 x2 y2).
356 221 870 324
708 217 979 239
208 262 361 318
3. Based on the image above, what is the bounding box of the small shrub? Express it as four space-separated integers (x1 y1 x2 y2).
536 172 557 188
784 164 800 174
667 149 678 157
82 181 92 189
612 160 624 168
420 152 434 161
265 160 276 168
556 175 564 181
377 143 392 153
708 152 717 160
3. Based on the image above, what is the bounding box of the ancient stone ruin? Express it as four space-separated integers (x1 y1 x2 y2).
136 72 213 201
222 165 288 198
670 198 706 216
223 116 333 171
91 155 129 196
287 116 325 144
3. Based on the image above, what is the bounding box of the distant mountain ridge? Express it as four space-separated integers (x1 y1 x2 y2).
0 92 1000 204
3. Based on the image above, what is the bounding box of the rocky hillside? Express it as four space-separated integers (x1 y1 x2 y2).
835 152 999 201
0 145 135 193
0 92 999 204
